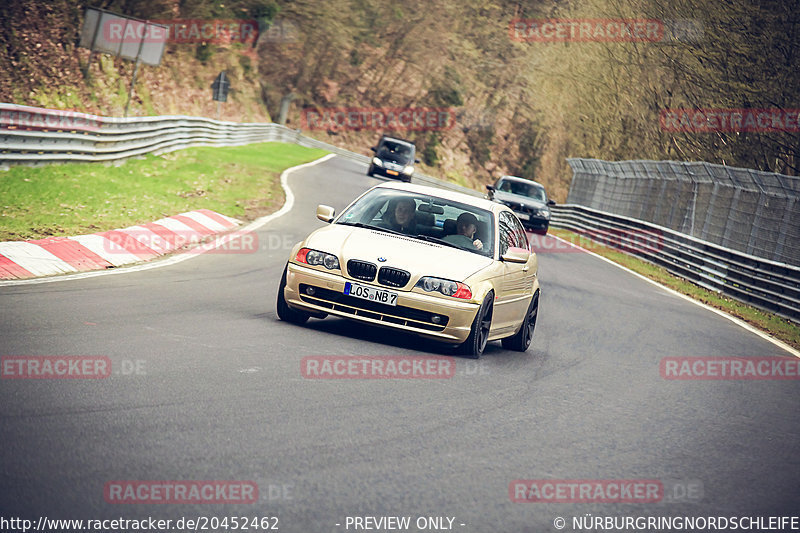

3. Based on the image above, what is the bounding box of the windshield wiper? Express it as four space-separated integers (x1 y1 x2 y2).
412 234 462 250
337 221 405 236
415 234 493 256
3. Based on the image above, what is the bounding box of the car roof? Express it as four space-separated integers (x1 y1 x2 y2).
497 175 545 189
380 136 415 146
374 181 504 213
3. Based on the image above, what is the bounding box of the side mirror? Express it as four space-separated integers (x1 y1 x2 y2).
486 184 496 199
547 199 556 206
370 147 377 153
316 204 336 223
501 248 530 263
414 158 421 164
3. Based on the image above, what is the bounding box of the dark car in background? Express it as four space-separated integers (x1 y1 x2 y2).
367 136 419 182
487 175 555 234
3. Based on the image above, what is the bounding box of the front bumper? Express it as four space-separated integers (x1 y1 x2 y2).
512 210 549 232
370 163 412 180
283 262 479 343
493 200 549 231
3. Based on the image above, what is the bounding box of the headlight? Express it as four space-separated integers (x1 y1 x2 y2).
415 276 472 299
402 165 414 175
536 208 551 219
296 248 340 270
372 157 383 167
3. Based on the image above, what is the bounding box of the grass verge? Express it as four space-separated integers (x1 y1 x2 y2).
0 143 329 241
549 227 800 352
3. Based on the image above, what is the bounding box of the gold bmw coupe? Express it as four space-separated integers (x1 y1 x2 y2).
277 182 540 357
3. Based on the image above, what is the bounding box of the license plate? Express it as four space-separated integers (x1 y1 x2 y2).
344 281 398 306
386 170 399 176
516 212 530 220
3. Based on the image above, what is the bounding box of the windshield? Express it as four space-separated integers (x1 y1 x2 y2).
497 179 546 202
376 141 414 162
337 188 494 257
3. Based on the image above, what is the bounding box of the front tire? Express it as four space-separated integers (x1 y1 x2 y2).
459 293 494 358
276 264 310 325
502 291 539 352
366 165 374 177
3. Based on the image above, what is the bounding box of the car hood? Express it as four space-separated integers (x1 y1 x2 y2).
494 190 547 210
304 224 493 282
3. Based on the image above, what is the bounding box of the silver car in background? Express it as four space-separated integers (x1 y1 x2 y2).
486 175 556 235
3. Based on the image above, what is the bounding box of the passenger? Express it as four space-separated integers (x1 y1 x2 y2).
379 197 417 233
442 212 483 250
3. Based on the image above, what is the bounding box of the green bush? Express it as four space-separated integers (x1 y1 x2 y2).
195 44 215 63
239 54 252 76
422 135 440 166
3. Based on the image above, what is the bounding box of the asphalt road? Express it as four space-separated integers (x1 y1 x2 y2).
1 155 798 532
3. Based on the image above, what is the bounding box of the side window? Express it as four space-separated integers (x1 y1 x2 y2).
498 212 515 256
499 212 529 255
508 214 529 251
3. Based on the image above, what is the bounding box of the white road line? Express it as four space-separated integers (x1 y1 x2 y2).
549 233 800 358
0 153 336 286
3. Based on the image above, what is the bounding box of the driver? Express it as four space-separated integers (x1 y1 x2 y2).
442 212 483 250
379 197 417 233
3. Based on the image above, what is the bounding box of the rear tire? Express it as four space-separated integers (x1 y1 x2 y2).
276 264 310 325
459 293 494 358
502 291 539 352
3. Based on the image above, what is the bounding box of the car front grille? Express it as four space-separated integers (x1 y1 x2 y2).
347 259 377 281
377 267 410 288
298 284 449 331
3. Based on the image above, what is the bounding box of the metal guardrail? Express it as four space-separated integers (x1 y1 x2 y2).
0 103 476 196
566 158 800 266
550 204 800 323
